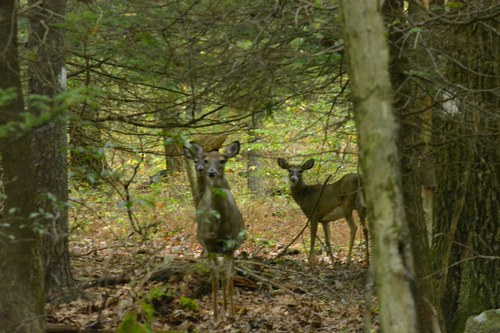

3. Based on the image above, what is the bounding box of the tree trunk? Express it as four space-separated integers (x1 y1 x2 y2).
339 1 420 332
432 2 500 331
247 112 265 196
164 136 184 175
383 1 441 331
27 0 79 303
0 1 45 331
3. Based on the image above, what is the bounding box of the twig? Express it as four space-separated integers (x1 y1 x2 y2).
235 266 297 296
238 259 339 296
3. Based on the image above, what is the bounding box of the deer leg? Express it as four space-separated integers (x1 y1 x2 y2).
322 222 335 261
363 225 370 264
346 214 357 265
359 212 370 263
222 265 228 313
209 254 219 320
225 255 235 317
309 220 319 264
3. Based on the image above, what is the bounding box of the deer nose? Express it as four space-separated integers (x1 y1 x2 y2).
290 175 298 182
208 170 217 178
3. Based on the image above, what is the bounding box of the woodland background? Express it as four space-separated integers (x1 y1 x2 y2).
0 0 498 333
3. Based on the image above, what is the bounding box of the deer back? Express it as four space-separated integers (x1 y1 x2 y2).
290 172 361 220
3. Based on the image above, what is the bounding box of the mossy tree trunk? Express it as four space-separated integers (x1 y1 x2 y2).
339 1 420 332
382 1 440 331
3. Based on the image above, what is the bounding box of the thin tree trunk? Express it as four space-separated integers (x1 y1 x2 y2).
339 1 419 332
247 111 265 196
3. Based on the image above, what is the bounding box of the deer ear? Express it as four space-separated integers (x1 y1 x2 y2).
183 146 193 159
277 158 289 169
225 141 240 158
193 143 204 156
184 142 203 159
302 159 315 170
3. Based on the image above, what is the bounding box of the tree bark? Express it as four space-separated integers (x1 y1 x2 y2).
339 1 419 332
164 136 184 175
247 111 265 196
0 1 45 331
27 0 78 303
432 2 500 331
383 1 441 331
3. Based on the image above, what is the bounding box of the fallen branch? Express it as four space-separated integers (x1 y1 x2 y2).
46 323 113 333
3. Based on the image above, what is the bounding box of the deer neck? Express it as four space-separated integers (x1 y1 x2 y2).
196 172 206 191
290 178 311 199
290 179 322 214
205 175 230 190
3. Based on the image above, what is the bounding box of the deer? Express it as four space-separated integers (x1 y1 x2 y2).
186 141 246 320
183 142 206 206
184 136 230 206
277 158 369 265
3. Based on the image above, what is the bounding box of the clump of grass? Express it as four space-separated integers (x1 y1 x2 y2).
179 296 199 312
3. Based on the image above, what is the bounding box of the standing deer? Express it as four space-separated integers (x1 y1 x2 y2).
278 158 368 264
186 141 246 320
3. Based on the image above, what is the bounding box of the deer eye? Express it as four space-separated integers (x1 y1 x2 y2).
220 159 226 164
204 159 209 164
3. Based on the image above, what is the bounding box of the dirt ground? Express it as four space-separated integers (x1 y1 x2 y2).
47 192 377 333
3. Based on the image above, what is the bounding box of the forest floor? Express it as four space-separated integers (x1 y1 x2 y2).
46 180 378 333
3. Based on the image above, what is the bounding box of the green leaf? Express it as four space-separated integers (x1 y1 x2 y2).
447 2 463 9
180 296 199 311
116 312 150 333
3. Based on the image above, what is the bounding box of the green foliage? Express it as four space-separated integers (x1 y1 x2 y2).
193 262 210 274
0 88 17 106
179 296 199 312
257 238 277 248
144 286 173 304
446 1 463 9
196 208 220 221
0 87 84 139
117 312 151 333
211 187 228 199
64 0 350 134
116 286 176 332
